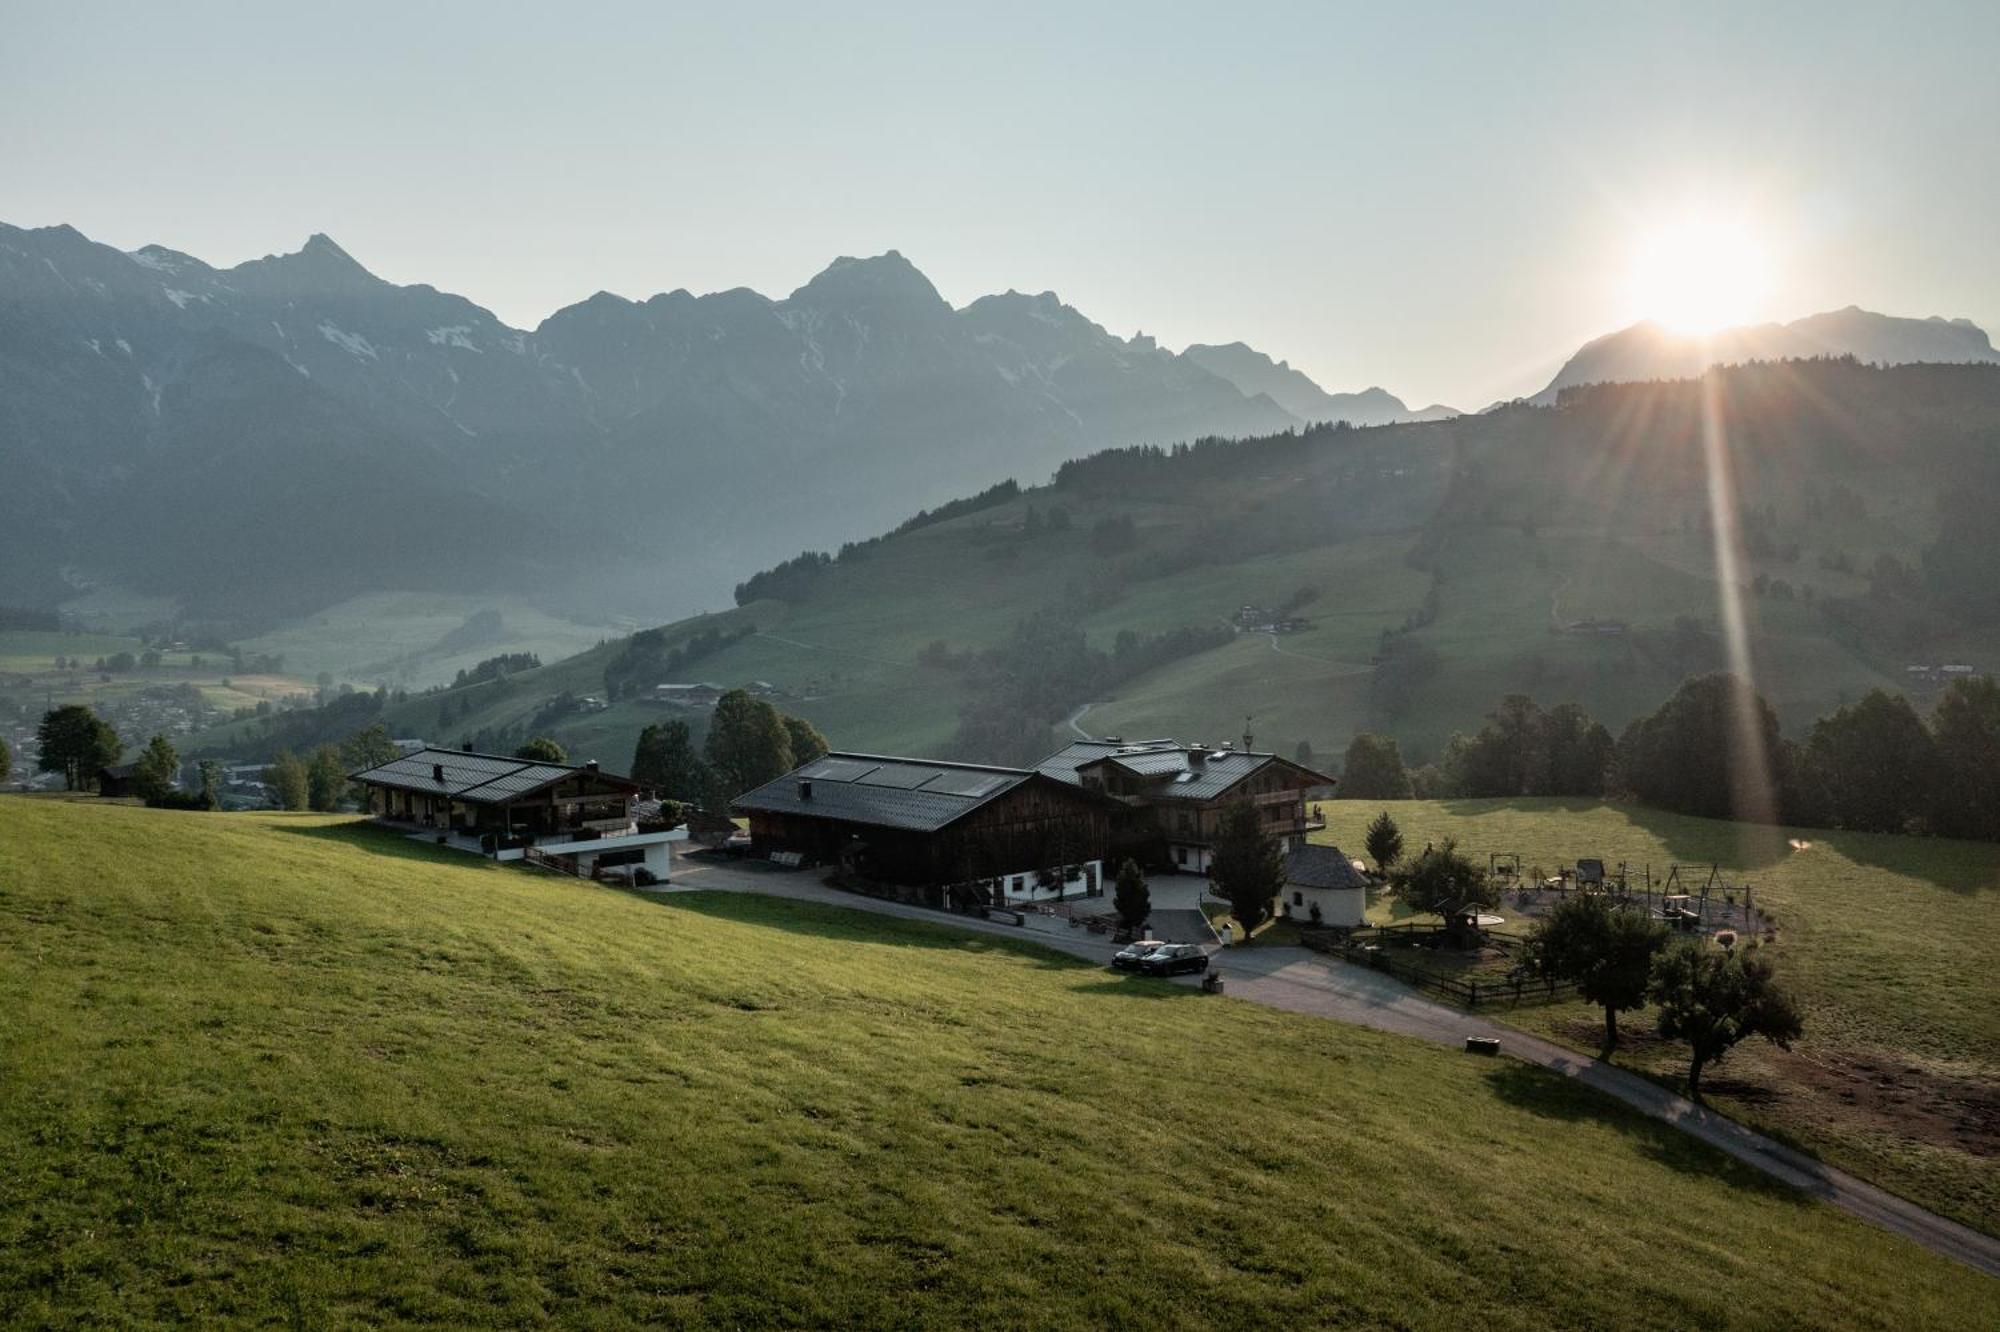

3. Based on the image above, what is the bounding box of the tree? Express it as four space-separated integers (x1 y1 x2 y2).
1294 739 1314 767
1340 732 1414 799
1527 893 1667 1052
197 759 222 810
1209 799 1284 937
1540 702 1615 796
307 745 349 811
782 715 830 766
705 689 794 798
0 736 10 784
1617 673 1785 822
1112 858 1150 931
36 705 121 790
1364 810 1404 873
1649 938 1803 1103
514 736 568 763
1803 689 1936 833
632 721 712 803
339 723 401 773
131 733 180 801
267 750 309 810
1929 676 2000 841
1395 838 1492 942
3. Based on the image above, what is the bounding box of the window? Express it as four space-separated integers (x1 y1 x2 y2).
1293 891 1304 906
1175 847 1188 866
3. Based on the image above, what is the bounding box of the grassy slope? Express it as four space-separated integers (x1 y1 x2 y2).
4 799 1995 1328
1314 799 2000 1235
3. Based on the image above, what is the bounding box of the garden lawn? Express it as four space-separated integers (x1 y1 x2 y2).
3 798 1996 1328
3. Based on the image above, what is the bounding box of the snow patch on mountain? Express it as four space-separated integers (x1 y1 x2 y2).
426 325 482 352
318 321 380 361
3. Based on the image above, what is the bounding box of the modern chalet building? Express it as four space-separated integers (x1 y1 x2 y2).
1038 736 1336 873
731 752 1112 905
350 746 679 879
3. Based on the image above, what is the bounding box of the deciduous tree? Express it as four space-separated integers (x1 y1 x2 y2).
307 745 348 811
1340 733 1414 799
339 723 401 773
36 705 121 790
514 736 567 763
1648 938 1803 1103
1527 892 1667 1052
705 690 794 798
131 733 180 802
1929 676 2000 841
1803 690 1936 833
632 721 712 804
782 715 830 766
267 750 309 811
1395 838 1491 942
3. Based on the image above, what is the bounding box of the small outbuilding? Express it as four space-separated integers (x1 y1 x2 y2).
1278 843 1368 928
96 763 138 797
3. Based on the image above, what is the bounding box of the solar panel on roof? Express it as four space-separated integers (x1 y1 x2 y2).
803 758 878 783
856 763 936 790
922 770 1011 798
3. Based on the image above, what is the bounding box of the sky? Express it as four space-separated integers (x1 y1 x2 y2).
5 0 1997 408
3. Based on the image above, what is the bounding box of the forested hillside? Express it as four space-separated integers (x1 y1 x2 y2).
194 358 2000 779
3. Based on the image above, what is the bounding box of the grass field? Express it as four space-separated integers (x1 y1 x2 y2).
3 797 1996 1327
1315 799 2000 1236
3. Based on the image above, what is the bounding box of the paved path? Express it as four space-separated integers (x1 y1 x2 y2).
1063 702 1096 739
657 855 2000 1279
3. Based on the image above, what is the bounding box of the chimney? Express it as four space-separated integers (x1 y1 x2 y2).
1243 722 1255 753
1189 748 1206 769
432 762 444 782
585 759 599 773
798 778 814 799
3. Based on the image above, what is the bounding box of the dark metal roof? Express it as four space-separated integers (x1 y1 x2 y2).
349 747 635 804
1038 738 1180 783
733 752 1061 833
1284 843 1369 891
1042 738 1335 801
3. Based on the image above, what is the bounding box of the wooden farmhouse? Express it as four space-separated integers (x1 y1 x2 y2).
350 746 679 878
732 753 1112 904
1038 736 1336 873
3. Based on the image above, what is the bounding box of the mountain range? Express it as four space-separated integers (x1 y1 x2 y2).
6 218 1996 633
1534 307 2000 404
0 223 1448 626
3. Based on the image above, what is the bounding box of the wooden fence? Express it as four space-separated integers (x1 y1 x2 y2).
1299 926 1578 1009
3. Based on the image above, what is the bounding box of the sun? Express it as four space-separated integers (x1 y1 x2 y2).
1626 217 1773 335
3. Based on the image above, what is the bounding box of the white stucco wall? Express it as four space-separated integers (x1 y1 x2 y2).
1280 883 1364 928
995 859 1104 904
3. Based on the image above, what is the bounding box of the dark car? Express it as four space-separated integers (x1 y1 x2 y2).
1112 938 1168 970
1137 943 1210 976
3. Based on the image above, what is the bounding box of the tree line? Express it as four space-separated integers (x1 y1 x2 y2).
1337 670 2000 842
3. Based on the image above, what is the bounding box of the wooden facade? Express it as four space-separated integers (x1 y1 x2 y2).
743 774 1109 888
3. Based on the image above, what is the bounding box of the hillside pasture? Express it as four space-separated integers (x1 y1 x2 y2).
2 798 1995 1327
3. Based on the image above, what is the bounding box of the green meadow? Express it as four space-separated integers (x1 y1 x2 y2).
1316 799 2000 1236
3 797 1995 1327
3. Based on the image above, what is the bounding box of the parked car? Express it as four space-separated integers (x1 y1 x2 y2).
1138 943 1210 976
1112 938 1167 970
